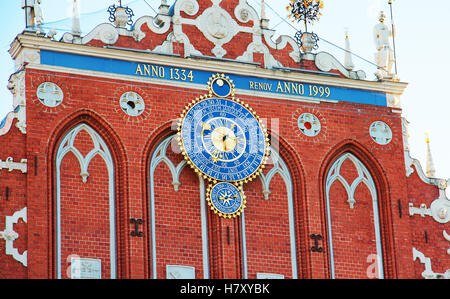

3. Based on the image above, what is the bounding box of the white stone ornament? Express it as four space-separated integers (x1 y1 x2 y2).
298 113 321 137
0 157 27 173
8 71 26 108
408 192 450 224
7 70 27 134
430 196 450 224
413 248 450 279
36 82 64 107
0 207 27 267
409 203 432 218
119 92 145 116
444 230 450 256
369 121 392 145
315 52 366 80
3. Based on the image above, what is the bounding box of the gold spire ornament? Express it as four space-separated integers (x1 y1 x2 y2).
287 0 324 32
287 0 324 54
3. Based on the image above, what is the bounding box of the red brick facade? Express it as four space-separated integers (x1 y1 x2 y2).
0 0 448 279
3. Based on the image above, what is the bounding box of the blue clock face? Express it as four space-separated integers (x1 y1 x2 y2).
209 182 244 217
180 97 267 182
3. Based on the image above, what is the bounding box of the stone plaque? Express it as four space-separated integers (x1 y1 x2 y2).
256 273 285 279
166 265 195 279
71 257 102 279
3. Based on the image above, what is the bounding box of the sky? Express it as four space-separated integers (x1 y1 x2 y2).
1 0 449 180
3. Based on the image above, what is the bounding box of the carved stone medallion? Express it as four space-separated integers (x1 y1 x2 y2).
196 2 239 58
298 113 321 137
119 91 145 116
36 82 64 107
369 121 392 145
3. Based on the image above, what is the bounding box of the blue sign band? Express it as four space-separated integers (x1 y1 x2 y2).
40 50 387 106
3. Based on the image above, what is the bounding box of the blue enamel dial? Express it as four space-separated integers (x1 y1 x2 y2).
180 97 267 182
209 182 244 216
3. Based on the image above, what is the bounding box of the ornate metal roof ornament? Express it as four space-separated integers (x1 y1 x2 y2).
287 0 324 54
108 0 135 28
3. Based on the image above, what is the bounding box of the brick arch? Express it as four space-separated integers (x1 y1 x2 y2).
47 109 129 279
318 139 397 279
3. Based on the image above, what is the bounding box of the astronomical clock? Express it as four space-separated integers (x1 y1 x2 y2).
178 74 270 218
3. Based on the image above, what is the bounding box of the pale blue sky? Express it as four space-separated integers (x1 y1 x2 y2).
1 0 449 180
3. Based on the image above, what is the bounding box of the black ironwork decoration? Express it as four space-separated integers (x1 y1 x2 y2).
287 0 324 52
294 30 319 50
310 234 323 252
130 218 144 237
108 1 135 26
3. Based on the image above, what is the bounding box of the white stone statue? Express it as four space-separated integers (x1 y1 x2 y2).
34 0 44 26
373 11 395 79
22 0 43 29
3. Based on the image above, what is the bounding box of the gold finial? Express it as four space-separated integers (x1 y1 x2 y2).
425 132 436 177
344 28 354 71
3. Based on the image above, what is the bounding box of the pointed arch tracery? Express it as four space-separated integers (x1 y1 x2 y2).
258 149 293 201
326 153 377 210
324 152 384 279
55 123 117 279
149 136 188 192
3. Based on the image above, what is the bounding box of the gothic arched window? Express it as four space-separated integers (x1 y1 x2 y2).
55 123 116 279
325 153 384 279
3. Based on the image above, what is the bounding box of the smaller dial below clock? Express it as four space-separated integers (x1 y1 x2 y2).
207 182 246 218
